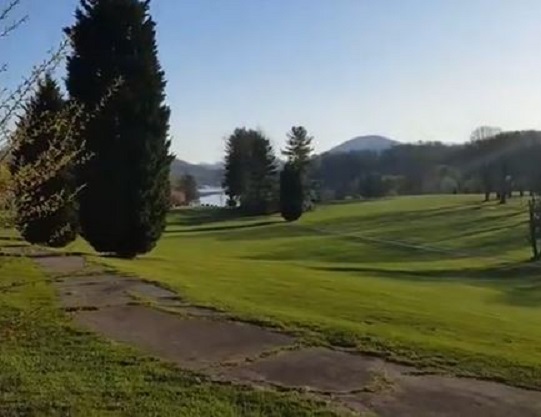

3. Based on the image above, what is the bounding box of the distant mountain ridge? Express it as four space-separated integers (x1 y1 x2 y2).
173 135 398 186
328 135 399 154
170 159 223 187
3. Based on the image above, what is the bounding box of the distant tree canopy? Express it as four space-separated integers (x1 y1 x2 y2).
309 129 541 203
282 126 315 211
221 125 541 215
174 174 198 205
223 128 278 214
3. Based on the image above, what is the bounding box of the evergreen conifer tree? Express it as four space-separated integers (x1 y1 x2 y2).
223 128 277 213
279 163 303 222
66 0 172 257
282 126 314 173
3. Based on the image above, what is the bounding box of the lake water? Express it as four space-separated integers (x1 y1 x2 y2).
198 187 226 207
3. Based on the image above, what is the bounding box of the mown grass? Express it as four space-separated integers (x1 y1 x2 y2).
73 195 541 390
0 257 342 416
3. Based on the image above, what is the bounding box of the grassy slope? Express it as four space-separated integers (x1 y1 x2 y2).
0 257 340 416
76 195 541 389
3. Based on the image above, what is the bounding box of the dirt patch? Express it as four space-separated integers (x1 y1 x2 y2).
35 256 86 275
73 305 295 370
226 347 401 393
343 373 541 417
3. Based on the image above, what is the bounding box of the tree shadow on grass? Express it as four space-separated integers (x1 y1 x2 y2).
216 222 323 242
167 208 261 227
317 205 523 238
310 262 541 307
0 236 25 242
431 220 527 245
165 220 280 235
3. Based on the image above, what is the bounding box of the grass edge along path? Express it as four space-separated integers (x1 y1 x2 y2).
0 255 350 417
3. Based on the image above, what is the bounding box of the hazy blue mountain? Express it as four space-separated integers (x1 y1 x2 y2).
170 159 223 187
173 135 397 187
328 135 399 154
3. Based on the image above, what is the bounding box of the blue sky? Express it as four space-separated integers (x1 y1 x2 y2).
4 0 541 162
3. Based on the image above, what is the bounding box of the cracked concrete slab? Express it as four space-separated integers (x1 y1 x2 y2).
73 305 295 370
344 373 541 417
225 347 401 393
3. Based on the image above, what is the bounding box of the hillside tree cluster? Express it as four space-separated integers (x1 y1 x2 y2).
223 126 314 221
309 128 541 204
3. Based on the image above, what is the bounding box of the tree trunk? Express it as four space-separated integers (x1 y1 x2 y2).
529 200 540 260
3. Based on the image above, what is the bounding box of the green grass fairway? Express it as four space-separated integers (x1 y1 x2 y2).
77 195 541 390
0 257 341 416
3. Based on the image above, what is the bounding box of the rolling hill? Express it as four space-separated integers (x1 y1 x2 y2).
170 159 223 187
328 135 399 154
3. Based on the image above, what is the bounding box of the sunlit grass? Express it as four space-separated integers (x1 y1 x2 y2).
76 195 541 389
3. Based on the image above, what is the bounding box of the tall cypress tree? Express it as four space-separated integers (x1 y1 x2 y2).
280 163 303 222
244 133 278 214
10 75 78 247
66 0 172 257
282 126 314 209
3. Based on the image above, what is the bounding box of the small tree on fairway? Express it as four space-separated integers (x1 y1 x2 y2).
528 197 541 260
280 163 303 222
223 128 278 214
66 0 172 257
283 126 314 210
174 174 199 205
223 128 251 207
10 75 78 247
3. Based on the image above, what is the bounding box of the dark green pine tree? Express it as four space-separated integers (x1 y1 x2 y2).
282 126 314 173
282 126 314 209
279 163 303 222
10 75 78 247
66 0 172 257
244 131 278 215
222 128 253 207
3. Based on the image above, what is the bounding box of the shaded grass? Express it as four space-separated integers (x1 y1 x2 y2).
0 257 343 416
72 195 541 390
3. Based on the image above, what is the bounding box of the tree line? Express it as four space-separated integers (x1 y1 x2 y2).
223 125 541 214
309 127 541 203
222 126 313 221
